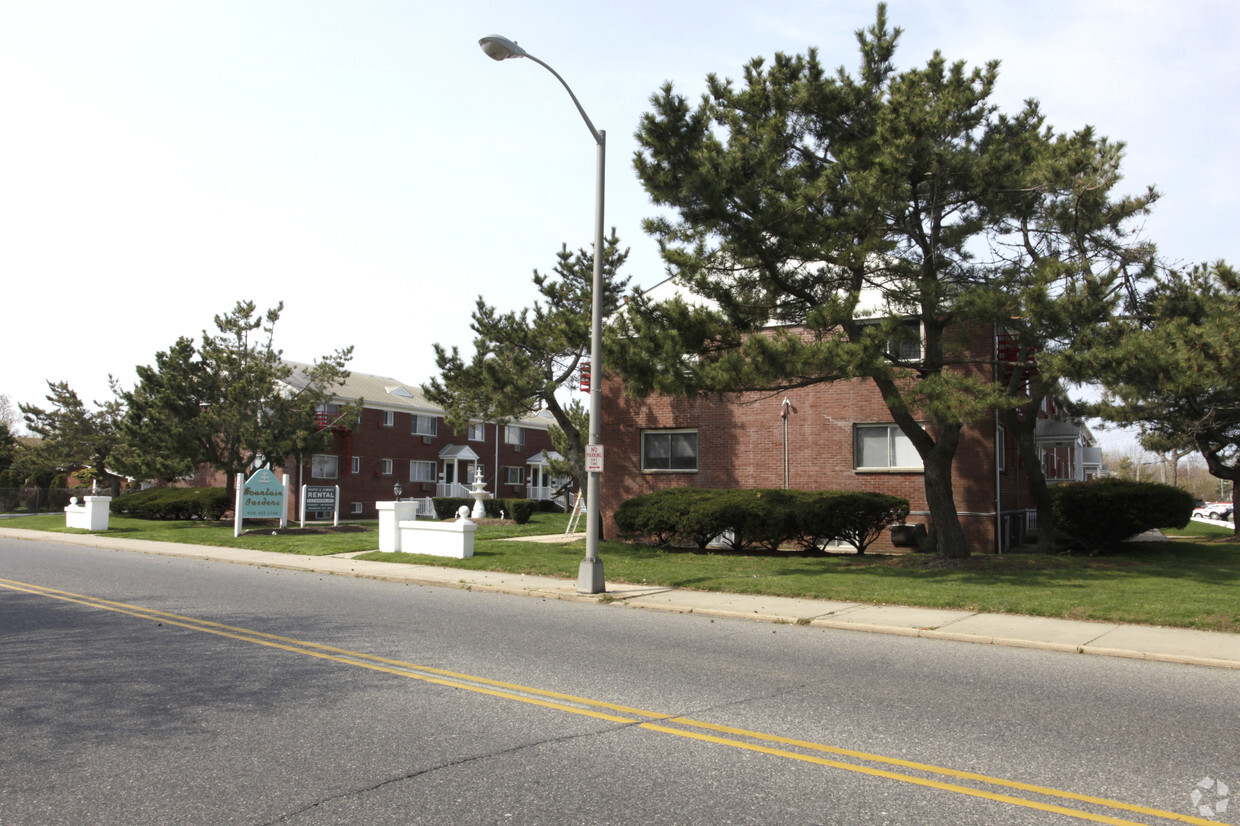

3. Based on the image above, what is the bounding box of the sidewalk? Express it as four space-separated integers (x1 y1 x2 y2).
3 526 1239 671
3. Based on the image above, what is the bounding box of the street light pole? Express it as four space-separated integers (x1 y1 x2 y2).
479 35 606 593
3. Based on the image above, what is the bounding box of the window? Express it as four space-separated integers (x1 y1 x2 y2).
351 502 363 515
996 426 1006 473
311 454 338 479
381 410 394 427
504 425 525 446
504 466 525 486
411 415 438 437
854 424 922 470
467 423 486 441
641 430 698 472
859 318 922 362
409 460 436 483
380 458 393 476
351 456 360 475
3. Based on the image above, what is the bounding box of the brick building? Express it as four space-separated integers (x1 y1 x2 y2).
597 334 1100 554
283 365 566 520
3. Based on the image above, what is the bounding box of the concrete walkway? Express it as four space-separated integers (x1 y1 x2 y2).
3 526 1238 671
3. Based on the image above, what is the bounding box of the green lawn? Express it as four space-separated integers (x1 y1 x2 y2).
4 512 1237 633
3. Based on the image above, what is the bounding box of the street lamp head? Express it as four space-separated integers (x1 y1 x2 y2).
479 35 527 61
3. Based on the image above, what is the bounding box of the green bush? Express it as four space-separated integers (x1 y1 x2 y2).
111 487 232 521
1050 478 1194 551
615 488 909 553
431 497 535 524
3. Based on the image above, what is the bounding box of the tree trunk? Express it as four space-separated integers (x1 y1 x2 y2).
915 422 970 558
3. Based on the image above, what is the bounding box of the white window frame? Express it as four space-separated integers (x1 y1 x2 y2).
504 466 525 486
641 429 699 472
350 502 363 515
504 425 526 446
409 460 436 483
311 454 338 480
381 410 394 427
380 458 394 476
853 424 923 471
467 423 486 442
351 456 361 475
411 415 438 437
996 425 1007 473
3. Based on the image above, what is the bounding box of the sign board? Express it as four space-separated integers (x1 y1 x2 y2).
234 469 289 537
241 468 285 518
585 444 604 473
305 485 337 510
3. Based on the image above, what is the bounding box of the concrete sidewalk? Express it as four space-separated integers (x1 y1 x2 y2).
3 526 1238 671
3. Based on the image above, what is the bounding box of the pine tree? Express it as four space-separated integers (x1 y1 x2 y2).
20 381 126 494
608 3 1157 557
1070 262 1240 535
120 301 354 496
424 232 629 494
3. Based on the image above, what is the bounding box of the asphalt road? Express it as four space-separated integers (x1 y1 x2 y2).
2 537 1238 825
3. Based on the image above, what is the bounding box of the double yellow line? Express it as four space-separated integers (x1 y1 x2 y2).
1 577 1220 825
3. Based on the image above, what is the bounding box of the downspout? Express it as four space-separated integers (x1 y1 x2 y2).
781 398 792 489
994 328 1002 554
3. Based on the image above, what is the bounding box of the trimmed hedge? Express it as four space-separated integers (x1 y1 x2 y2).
431 497 536 524
1049 478 1194 551
110 487 232 521
615 488 910 554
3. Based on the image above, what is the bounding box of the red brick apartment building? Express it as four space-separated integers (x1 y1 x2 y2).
283 365 564 520
597 331 1101 554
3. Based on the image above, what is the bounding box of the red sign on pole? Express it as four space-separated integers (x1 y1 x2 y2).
579 361 591 394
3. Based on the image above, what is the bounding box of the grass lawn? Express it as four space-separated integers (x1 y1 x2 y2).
4 512 1237 632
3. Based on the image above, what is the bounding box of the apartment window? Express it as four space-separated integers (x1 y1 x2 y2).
380 458 393 476
381 410 394 427
854 424 922 470
409 460 436 483
351 456 361 475
997 426 1007 473
859 318 922 362
641 430 698 472
350 502 363 515
504 425 526 446
504 466 525 486
311 454 338 479
467 423 486 441
411 415 438 437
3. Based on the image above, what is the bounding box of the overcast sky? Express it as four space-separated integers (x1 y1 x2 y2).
2 1 1236 451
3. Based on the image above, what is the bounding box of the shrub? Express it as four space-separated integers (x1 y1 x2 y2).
1050 478 1194 551
111 487 232 521
431 497 535 524
615 487 909 553
615 488 715 545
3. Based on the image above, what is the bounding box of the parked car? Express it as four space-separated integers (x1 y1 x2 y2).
1193 501 1234 520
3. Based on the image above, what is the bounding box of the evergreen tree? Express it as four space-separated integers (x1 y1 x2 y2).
120 301 355 496
1069 262 1240 535
608 4 1156 557
20 381 126 494
424 233 629 494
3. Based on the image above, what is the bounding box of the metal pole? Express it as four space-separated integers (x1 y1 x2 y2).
478 35 606 592
578 130 606 593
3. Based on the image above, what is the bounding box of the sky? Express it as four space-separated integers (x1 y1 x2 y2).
2 0 1237 452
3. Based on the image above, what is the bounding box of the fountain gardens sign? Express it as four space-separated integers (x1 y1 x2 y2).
234 467 289 537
